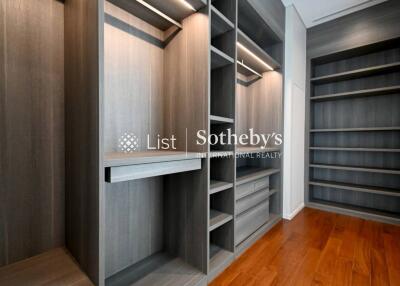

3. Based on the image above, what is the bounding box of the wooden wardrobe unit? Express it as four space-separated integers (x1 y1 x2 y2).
0 0 285 285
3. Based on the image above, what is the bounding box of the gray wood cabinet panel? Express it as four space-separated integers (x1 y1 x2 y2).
0 0 65 267
65 0 104 284
235 200 269 245
236 188 269 215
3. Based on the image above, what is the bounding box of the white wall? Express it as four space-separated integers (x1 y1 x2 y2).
283 5 307 220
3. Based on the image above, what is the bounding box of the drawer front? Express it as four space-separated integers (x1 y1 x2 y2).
236 189 269 216
236 176 269 200
235 200 269 245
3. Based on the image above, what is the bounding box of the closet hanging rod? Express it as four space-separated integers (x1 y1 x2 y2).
136 0 183 29
238 60 263 78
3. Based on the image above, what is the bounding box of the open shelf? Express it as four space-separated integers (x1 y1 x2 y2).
236 167 280 186
268 189 278 197
237 146 281 155
238 0 283 54
308 200 400 224
237 29 280 75
310 85 400 101
310 62 400 84
310 127 400 132
210 115 234 124
310 164 400 175
0 248 92 286
209 244 234 281
105 151 204 183
106 252 206 286
108 0 206 31
211 5 234 39
309 180 400 197
210 180 233 195
211 46 234 70
310 147 400 152
209 210 233 231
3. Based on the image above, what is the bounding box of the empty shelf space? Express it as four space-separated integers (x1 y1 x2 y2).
211 5 234 39
209 209 233 231
106 252 206 286
310 127 400 132
237 29 280 74
236 167 280 186
211 46 234 70
210 180 233 195
308 200 400 224
309 180 400 197
310 164 400 175
210 115 234 124
237 146 280 155
108 0 206 31
310 147 400 152
105 151 205 183
310 62 400 84
310 85 400 101
209 244 234 281
0 248 92 286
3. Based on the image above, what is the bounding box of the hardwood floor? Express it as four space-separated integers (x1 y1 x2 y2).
210 208 400 286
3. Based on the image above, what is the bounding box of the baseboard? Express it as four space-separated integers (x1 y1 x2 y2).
283 203 305 220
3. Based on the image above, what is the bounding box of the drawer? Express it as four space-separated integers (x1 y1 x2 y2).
236 188 269 216
235 200 269 245
236 176 269 200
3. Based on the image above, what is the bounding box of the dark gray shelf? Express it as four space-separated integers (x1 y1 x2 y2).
211 46 235 70
310 147 400 152
209 244 234 281
210 115 234 124
211 5 234 39
310 62 400 84
309 180 400 197
310 127 400 132
236 167 280 186
210 180 233 195
108 0 206 31
209 210 233 232
310 85 400 101
310 164 400 175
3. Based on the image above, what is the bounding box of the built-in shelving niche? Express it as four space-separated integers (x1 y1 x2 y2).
103 1 209 285
308 37 400 224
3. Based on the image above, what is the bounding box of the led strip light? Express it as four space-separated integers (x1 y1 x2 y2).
237 42 274 71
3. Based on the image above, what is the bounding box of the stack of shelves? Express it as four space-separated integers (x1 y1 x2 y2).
308 37 400 224
208 0 237 281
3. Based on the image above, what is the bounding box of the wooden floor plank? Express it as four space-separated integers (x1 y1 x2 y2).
210 208 400 286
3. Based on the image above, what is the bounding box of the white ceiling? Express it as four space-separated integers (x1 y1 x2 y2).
282 0 388 28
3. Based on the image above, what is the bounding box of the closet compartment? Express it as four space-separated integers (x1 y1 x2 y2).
308 37 400 224
103 0 209 285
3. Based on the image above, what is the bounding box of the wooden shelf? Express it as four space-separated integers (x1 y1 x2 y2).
210 115 234 124
209 210 233 231
211 5 234 39
310 147 400 152
268 189 278 197
309 180 400 197
108 0 206 31
310 85 400 101
105 151 205 183
209 244 234 282
211 46 234 70
0 248 92 286
210 180 233 195
237 146 280 155
238 0 283 51
237 29 280 75
308 200 400 224
106 252 206 286
310 62 400 84
236 167 280 186
310 164 400 175
310 127 400 132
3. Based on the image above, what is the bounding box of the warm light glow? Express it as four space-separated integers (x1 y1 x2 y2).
237 42 274 71
238 61 263 78
179 0 196 11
